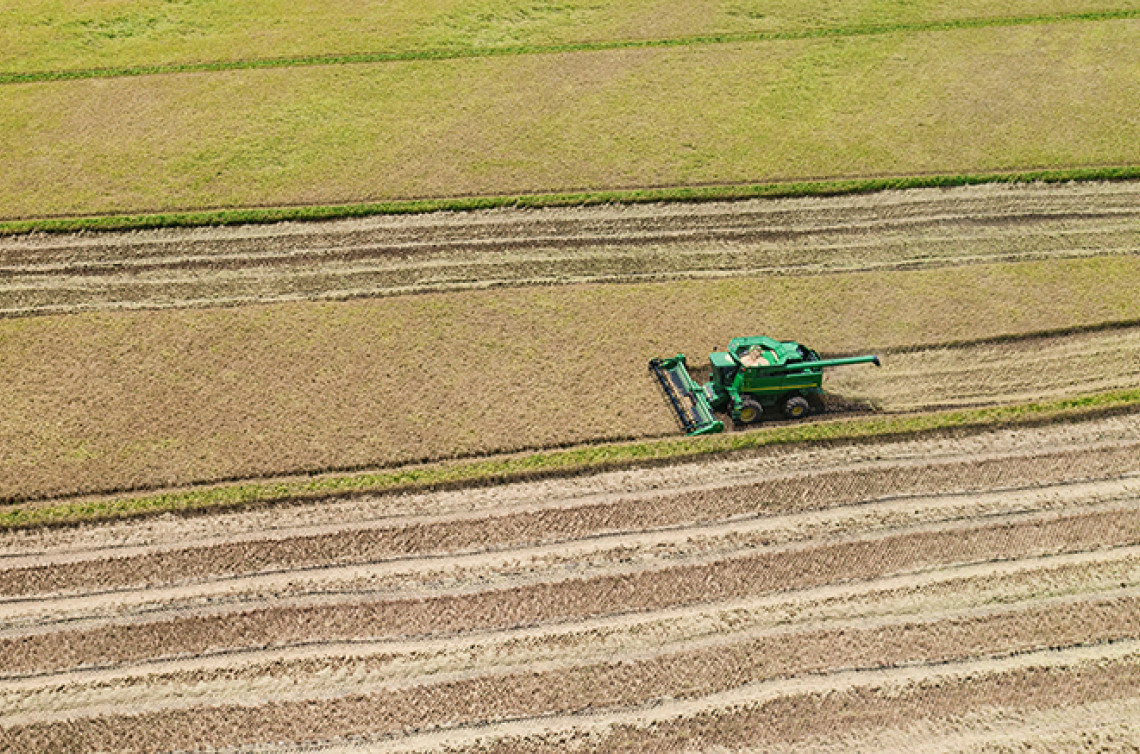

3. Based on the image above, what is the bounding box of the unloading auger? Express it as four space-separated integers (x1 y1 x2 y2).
649 335 880 435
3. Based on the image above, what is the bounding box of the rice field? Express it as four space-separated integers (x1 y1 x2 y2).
2 252 1139 502
4 0 1140 748
3 18 1140 219
3 414 1139 750
5 0 1137 76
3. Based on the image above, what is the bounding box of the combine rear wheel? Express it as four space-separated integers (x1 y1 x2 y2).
783 395 811 419
735 398 764 425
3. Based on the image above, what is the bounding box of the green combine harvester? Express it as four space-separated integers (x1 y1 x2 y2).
649 336 880 435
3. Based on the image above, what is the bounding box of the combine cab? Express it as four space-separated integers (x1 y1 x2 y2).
650 336 880 435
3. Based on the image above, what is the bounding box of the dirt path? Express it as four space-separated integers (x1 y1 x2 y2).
1 416 1138 750
3 180 1138 317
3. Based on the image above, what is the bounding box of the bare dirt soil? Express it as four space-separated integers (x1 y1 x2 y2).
2 414 1138 751
3 180 1139 317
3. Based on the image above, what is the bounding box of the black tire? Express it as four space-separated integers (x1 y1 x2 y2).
735 397 764 425
783 395 812 420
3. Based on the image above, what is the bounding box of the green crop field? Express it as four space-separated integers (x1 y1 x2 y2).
4 0 1137 77
2 3 1140 225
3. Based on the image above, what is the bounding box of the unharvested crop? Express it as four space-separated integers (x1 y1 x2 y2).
4 20 1140 218
3 255 1140 502
5 1 1137 78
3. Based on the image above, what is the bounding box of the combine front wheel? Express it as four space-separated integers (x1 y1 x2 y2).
736 398 764 425
783 395 811 420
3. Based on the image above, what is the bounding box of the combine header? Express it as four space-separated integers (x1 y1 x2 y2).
649 336 880 435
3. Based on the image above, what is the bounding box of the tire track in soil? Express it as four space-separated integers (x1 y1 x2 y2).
3 181 1139 316
3 594 1139 752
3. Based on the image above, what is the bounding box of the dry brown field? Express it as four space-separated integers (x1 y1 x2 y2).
2 181 1140 751
3 182 1140 502
2 415 1139 751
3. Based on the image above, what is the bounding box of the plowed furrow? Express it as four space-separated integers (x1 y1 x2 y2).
2 593 1138 752
5 501 1140 676
4 441 1136 598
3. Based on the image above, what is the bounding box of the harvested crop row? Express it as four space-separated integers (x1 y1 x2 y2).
3 593 1138 751
445 648 1140 754
4 254 1140 503
7 411 1137 561
3 181 1139 317
9 179 1140 267
4 438 1137 599
8 544 1140 726
7 479 1136 633
830 324 1140 410
3 420 1138 749
6 499 1140 676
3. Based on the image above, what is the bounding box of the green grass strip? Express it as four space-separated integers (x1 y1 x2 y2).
4 388 1139 530
5 166 1140 236
2 8 1138 85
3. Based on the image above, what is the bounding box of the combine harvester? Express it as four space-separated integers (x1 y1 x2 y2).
649 336 880 435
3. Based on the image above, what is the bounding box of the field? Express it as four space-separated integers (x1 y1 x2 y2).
4 0 1140 750
4 182 1140 502
2 180 1140 750
4 12 1140 220
3 414 1140 750
6 0 1138 75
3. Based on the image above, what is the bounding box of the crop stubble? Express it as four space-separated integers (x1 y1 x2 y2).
2 183 1140 749
3 181 1140 317
1 416 1139 750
